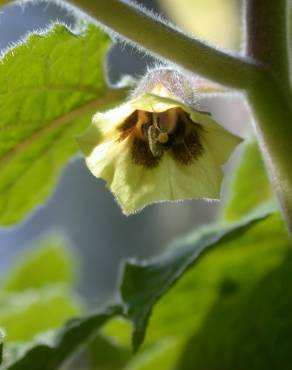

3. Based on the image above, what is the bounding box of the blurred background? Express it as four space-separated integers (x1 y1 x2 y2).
0 0 250 305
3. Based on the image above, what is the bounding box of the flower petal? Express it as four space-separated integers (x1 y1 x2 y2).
189 109 243 165
113 142 223 215
80 135 224 215
78 91 242 215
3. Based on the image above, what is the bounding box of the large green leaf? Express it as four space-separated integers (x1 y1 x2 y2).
119 203 276 351
0 23 127 225
223 139 273 220
175 236 292 370
102 207 291 370
154 213 291 370
3 306 120 370
3 237 77 292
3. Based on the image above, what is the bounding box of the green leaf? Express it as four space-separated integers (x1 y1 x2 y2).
105 208 291 370
174 238 292 370
153 213 292 370
120 203 277 352
0 23 127 225
3 306 121 370
223 139 273 220
0 286 81 343
3 236 77 292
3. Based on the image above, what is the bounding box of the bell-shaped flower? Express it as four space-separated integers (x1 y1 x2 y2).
77 84 242 215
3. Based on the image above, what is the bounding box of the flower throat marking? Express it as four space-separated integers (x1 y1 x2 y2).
118 107 204 168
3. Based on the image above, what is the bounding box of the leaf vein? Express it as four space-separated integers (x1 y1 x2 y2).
0 89 123 169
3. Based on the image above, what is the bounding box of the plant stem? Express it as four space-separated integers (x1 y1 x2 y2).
246 0 292 231
68 0 261 90
247 75 292 231
246 0 290 92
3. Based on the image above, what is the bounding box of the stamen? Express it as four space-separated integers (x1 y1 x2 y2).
148 126 164 158
128 107 204 168
158 132 169 144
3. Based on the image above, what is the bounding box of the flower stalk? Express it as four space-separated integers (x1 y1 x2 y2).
69 0 261 89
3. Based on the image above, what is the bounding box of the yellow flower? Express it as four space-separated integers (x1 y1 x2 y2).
77 85 242 215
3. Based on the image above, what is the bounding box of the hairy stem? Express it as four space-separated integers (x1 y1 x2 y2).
247 75 292 231
246 0 290 92
246 0 292 232
68 0 261 89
